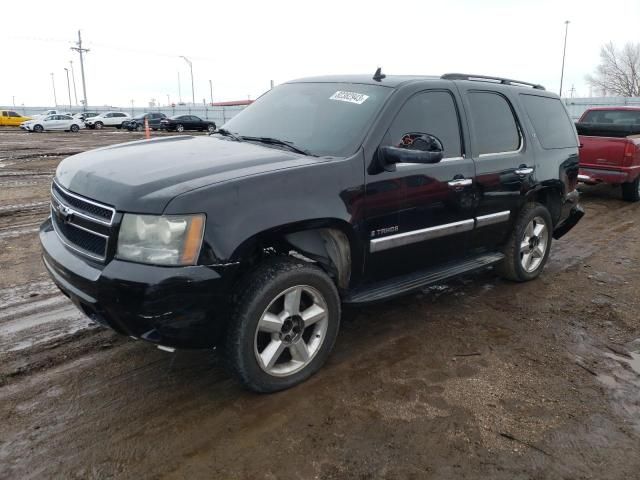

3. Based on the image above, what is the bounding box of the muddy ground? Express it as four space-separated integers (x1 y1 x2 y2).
0 127 638 479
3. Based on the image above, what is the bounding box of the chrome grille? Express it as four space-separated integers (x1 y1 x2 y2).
50 181 115 262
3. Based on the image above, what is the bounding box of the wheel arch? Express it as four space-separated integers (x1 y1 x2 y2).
228 218 361 291
524 184 563 226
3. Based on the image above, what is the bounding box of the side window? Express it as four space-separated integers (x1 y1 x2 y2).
386 90 462 158
467 92 520 155
9 111 20 117
1 112 7 117
520 94 577 149
105 113 113 118
191 116 201 121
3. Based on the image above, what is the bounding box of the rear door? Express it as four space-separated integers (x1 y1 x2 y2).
363 88 476 280
457 86 534 250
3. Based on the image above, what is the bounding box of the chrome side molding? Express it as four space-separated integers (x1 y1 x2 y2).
370 211 511 253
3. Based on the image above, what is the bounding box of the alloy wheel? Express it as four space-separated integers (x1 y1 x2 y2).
520 216 549 273
254 285 329 377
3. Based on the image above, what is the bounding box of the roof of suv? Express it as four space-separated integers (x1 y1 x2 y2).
288 73 548 92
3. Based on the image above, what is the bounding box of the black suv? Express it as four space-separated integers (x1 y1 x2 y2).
123 112 167 131
41 72 583 392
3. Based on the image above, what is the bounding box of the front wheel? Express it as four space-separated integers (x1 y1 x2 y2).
497 203 553 282
621 177 640 202
207 124 216 134
225 258 341 393
94 121 104 130
135 124 142 132
33 125 44 133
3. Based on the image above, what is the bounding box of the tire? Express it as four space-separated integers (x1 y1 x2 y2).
33 124 44 133
94 121 104 130
70 124 79 133
135 124 142 132
497 203 553 282
621 177 640 202
225 257 341 393
207 124 216 134
176 124 184 133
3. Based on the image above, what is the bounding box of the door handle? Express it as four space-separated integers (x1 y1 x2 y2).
448 178 473 187
515 167 534 175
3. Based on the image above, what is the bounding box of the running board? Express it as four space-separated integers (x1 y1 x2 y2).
344 253 505 304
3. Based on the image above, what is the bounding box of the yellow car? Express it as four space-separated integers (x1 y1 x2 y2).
0 110 31 126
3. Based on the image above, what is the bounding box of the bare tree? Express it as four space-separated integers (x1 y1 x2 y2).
586 42 640 97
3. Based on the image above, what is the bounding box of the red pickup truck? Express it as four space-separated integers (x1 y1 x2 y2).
576 107 640 202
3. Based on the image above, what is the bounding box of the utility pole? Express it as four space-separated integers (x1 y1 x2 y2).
166 93 170 106
180 56 195 105
559 20 570 97
12 96 15 108
130 99 134 116
71 30 90 110
50 73 58 107
209 79 213 105
178 72 182 104
69 60 78 105
270 79 274 89
64 68 73 110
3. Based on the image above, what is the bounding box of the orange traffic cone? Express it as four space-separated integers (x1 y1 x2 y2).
144 117 150 139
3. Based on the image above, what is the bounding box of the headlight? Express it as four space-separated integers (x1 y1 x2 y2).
116 214 205 266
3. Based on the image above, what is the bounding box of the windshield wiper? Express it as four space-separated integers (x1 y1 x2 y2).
239 136 314 156
214 128 242 141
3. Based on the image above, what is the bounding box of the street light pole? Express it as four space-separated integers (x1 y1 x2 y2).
180 56 195 105
64 68 72 110
559 20 570 97
209 79 213 105
50 73 58 107
69 60 78 106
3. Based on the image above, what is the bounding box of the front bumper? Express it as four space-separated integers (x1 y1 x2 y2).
40 217 234 349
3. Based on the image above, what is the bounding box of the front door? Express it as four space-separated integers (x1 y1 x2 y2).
363 89 476 281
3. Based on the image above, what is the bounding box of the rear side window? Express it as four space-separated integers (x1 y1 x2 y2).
521 94 577 149
467 92 520 155
385 90 462 158
581 109 640 125
2 112 7 117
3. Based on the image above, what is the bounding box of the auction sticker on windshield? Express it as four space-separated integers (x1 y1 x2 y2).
330 91 370 105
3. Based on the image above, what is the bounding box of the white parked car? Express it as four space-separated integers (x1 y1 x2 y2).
84 111 130 129
21 114 84 133
31 109 61 119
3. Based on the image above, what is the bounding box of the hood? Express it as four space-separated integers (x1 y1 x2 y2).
55 135 318 213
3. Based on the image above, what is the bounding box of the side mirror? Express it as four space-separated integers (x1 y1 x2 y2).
371 133 444 173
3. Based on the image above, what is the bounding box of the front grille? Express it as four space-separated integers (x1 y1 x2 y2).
50 181 115 262
52 182 114 223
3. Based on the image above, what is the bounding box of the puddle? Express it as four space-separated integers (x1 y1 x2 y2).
605 351 640 375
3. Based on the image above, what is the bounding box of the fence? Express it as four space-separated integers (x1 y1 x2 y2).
2 104 247 126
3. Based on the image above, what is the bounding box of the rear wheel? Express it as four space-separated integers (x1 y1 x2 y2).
176 124 184 133
621 177 640 202
498 203 552 282
33 124 43 133
70 124 79 133
225 257 341 393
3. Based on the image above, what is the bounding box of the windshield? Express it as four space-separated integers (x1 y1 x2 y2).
222 82 392 157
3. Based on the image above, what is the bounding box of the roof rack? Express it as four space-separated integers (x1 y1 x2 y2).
441 73 545 90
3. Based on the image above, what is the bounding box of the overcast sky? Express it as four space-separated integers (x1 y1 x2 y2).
2 0 639 108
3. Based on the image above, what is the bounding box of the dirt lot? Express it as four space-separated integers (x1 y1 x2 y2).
0 127 639 479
